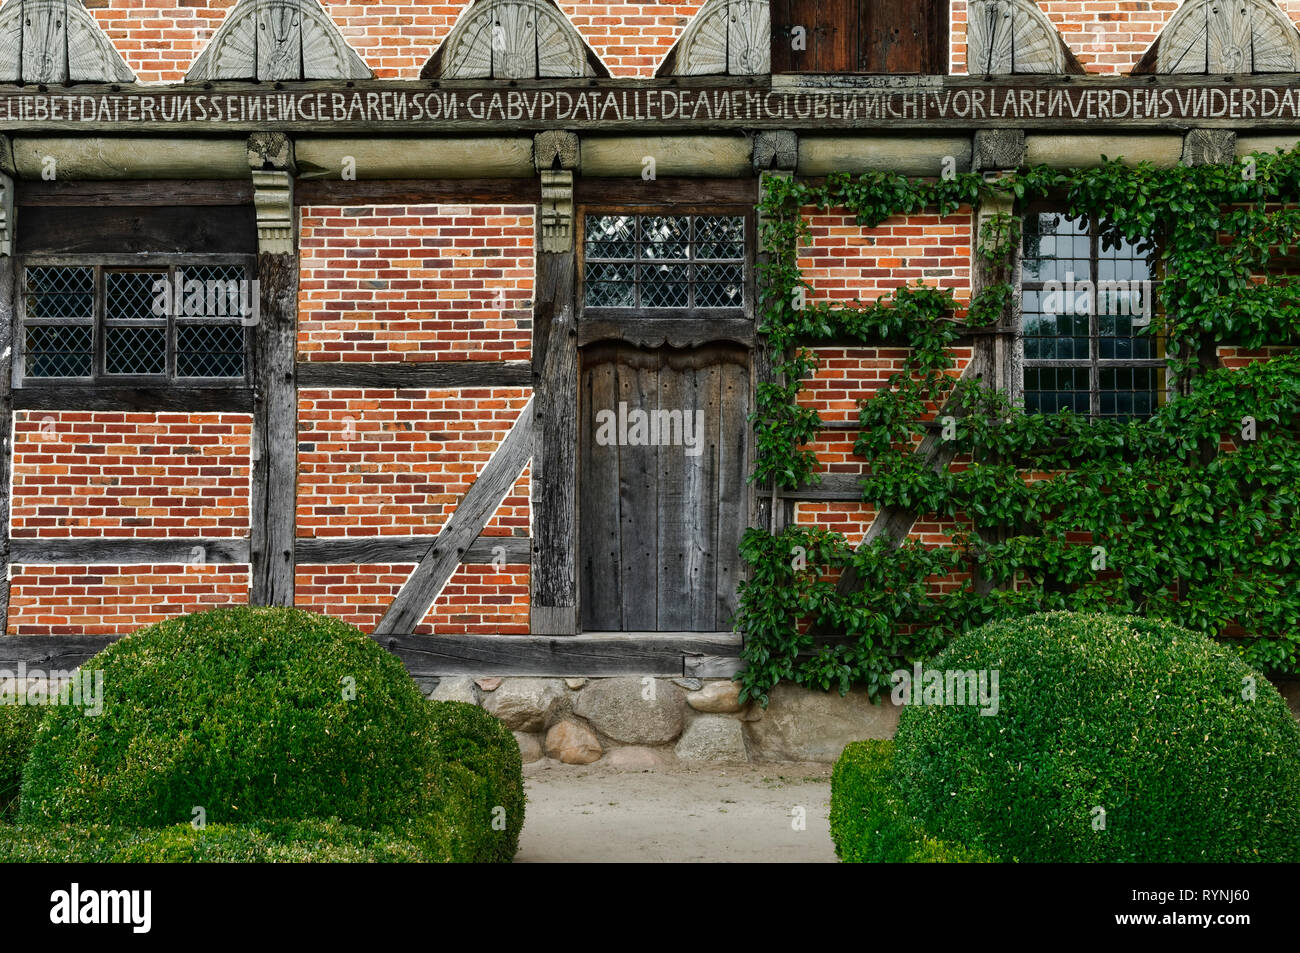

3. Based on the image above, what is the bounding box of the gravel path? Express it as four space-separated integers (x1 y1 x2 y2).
514 761 836 863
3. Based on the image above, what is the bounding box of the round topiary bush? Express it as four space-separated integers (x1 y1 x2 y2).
18 607 440 839
427 700 525 863
893 612 1300 862
0 703 44 821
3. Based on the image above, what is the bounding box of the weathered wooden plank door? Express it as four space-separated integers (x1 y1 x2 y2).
858 0 947 73
771 0 949 73
579 342 749 632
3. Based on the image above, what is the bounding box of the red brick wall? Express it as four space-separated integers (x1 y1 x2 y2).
6 411 252 635
294 467 531 636
296 388 531 536
295 390 532 633
7 565 248 636
10 411 251 538
298 204 534 364
800 208 973 307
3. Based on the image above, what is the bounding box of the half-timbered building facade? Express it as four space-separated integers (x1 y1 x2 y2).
0 0 1298 758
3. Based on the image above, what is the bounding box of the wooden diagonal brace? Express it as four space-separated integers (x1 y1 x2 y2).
374 396 535 635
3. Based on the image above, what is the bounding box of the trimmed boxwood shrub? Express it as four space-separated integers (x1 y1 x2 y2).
0 819 429 863
427 701 525 864
830 740 993 863
0 704 44 821
20 607 440 837
893 612 1300 863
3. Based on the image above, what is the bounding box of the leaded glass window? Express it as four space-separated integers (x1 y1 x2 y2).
583 214 746 312
19 262 252 384
1020 212 1166 421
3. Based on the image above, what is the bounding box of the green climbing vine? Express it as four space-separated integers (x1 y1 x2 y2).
737 149 1300 705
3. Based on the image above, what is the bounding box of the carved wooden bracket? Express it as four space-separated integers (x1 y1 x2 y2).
0 0 135 84
187 0 372 82
967 0 1084 75
658 0 770 77
0 172 12 258
1137 0 1300 73
251 169 294 255
540 169 574 254
422 0 608 79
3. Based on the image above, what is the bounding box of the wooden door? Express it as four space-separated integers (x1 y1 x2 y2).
858 0 947 73
579 342 749 632
771 0 949 73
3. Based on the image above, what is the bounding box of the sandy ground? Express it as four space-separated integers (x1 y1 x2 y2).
514 760 836 863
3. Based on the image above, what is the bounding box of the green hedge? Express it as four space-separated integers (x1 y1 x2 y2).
0 704 44 821
830 740 994 863
21 607 439 836
427 701 525 864
893 612 1300 862
14 607 525 862
0 819 428 863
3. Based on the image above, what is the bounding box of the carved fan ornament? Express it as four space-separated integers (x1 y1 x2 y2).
666 0 771 76
1153 0 1300 73
425 0 603 79
966 0 1066 73
187 0 372 82
0 0 135 84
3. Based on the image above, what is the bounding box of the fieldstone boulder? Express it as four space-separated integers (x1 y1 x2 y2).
675 715 748 762
687 680 743 714
602 745 674 771
573 677 685 745
544 719 602 765
481 678 563 732
427 676 477 705
744 684 901 763
475 677 502 692
564 678 588 690
513 731 543 764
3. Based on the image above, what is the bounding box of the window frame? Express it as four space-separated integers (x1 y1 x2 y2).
578 207 757 324
1014 206 1172 421
15 254 257 389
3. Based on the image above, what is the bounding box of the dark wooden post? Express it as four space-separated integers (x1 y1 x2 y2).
530 132 580 634
248 134 297 607
753 131 799 535
970 129 1026 596
0 144 15 630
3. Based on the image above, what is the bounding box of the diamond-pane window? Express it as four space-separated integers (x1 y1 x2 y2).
26 266 94 319
25 325 93 378
20 262 250 384
1021 211 1165 421
105 326 167 375
584 213 746 311
177 324 245 378
106 271 167 321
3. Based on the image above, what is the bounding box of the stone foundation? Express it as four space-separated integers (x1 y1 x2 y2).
424 675 902 766
425 675 1300 766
